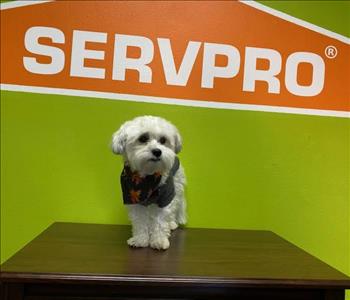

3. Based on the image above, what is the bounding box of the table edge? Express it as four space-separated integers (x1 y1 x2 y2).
1 271 350 289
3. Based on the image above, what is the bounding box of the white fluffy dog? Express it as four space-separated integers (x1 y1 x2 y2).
111 116 186 250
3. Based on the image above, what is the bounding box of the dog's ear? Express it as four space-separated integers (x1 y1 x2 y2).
174 129 182 154
111 122 129 155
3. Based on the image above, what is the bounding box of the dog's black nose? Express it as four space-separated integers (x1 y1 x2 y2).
152 148 162 157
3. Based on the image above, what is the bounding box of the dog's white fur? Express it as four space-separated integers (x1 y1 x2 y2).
112 116 186 250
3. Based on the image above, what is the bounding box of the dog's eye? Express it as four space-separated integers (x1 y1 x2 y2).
159 136 167 144
138 134 149 143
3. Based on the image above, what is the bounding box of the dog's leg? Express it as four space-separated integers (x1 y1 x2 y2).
173 167 187 226
168 219 178 230
167 196 185 230
176 196 187 225
127 205 149 247
167 212 178 231
149 206 171 250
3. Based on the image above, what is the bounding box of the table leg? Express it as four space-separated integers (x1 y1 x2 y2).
324 289 345 300
2 283 24 300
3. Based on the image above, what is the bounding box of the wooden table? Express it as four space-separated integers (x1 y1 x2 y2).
1 222 349 299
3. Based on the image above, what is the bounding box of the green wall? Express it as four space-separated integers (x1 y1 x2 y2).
258 4 350 299
1 1 349 298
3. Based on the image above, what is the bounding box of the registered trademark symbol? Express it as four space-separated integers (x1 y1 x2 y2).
325 45 338 59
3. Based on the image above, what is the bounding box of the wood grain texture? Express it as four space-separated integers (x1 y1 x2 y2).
1 222 350 290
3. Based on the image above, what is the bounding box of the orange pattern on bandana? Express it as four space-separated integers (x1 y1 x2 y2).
131 173 143 185
129 189 141 203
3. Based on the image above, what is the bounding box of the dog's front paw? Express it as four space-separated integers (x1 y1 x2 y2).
150 235 170 250
169 221 178 230
127 235 149 248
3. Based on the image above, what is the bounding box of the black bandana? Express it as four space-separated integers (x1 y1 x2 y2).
121 157 180 208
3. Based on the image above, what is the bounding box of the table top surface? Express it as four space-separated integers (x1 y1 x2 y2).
1 222 349 288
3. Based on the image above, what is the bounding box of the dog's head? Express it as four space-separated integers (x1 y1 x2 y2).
111 116 182 175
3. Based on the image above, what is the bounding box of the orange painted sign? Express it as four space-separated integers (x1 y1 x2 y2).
1 1 349 115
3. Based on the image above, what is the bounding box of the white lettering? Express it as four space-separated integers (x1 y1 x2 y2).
243 47 281 94
22 28 326 98
158 38 201 86
113 34 154 83
285 52 325 97
70 30 107 79
201 43 240 88
23 26 65 75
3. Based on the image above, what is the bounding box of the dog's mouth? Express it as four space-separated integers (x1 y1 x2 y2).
149 158 161 162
